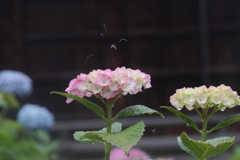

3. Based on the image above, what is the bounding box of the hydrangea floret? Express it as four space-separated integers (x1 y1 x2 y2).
162 84 240 160
17 103 54 130
0 70 32 97
52 67 162 160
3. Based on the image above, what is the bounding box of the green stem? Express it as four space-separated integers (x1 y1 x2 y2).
198 107 218 160
201 108 208 142
201 107 217 142
194 107 203 117
201 119 208 142
105 102 113 160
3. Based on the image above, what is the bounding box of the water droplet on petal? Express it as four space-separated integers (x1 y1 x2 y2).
220 107 226 111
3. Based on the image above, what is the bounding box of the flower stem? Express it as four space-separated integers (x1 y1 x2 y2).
201 108 209 142
201 119 208 142
201 107 217 142
105 102 113 160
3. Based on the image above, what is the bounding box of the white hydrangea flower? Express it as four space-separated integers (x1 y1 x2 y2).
170 85 240 111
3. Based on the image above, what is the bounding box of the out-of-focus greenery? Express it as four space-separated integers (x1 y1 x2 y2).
0 92 58 160
0 92 19 109
228 145 240 160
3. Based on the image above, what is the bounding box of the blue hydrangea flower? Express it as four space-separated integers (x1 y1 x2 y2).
0 70 32 97
17 104 54 130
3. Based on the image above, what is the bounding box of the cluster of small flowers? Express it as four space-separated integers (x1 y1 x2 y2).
170 84 240 111
17 104 54 130
108 148 174 160
109 148 151 160
65 67 151 103
0 70 32 97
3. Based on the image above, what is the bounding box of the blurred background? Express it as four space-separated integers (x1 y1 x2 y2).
1 0 240 160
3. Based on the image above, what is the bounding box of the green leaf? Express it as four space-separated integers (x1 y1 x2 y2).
86 121 145 155
37 140 59 154
0 146 10 160
177 136 193 156
161 106 200 132
0 130 13 146
74 131 104 143
0 119 22 142
73 122 122 143
178 132 235 160
115 105 163 119
12 140 49 160
34 130 50 143
97 122 122 134
228 145 240 160
0 92 19 108
51 92 105 118
209 114 240 133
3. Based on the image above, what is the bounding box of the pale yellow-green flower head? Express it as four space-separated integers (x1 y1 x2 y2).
170 84 240 111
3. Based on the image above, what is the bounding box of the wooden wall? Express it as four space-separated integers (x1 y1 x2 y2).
1 0 240 120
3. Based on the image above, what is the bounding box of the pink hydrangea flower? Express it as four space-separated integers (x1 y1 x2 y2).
170 84 240 111
108 148 150 160
65 67 151 103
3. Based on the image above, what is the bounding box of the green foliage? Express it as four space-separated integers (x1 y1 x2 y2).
0 91 58 160
52 91 164 159
209 114 240 133
51 92 105 119
228 145 240 160
0 92 19 108
114 105 163 119
178 132 235 160
162 106 240 160
74 122 122 143
161 106 200 132
96 121 145 155
0 119 58 160
75 121 145 155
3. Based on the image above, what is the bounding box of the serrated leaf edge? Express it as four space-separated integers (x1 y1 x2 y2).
89 121 145 153
181 132 235 159
182 133 235 149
